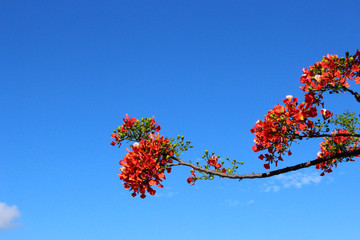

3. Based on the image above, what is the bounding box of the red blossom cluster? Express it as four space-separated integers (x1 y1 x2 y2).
110 114 161 147
300 51 360 93
207 155 227 173
186 155 228 186
119 134 173 198
111 114 172 198
316 129 359 176
251 51 360 173
121 114 137 132
251 95 318 168
110 114 137 147
187 169 197 186
207 155 221 169
320 109 333 120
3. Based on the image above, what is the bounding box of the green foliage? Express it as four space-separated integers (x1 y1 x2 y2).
170 135 193 157
329 110 360 134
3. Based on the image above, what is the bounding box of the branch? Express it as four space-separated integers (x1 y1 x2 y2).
170 149 360 179
343 87 360 103
297 133 360 139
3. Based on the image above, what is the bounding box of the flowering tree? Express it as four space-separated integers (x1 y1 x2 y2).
111 51 360 198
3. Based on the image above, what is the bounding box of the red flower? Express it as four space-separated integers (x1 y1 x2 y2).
151 116 161 132
110 133 122 147
251 95 319 169
121 114 137 132
316 129 359 176
187 169 197 186
118 134 173 198
320 109 333 120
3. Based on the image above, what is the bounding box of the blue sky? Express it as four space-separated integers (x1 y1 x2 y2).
1 0 360 239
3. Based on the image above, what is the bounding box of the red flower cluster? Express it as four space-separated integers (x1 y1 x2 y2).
111 114 172 198
110 114 137 147
320 109 333 120
251 95 318 168
121 114 137 132
252 51 360 172
150 116 161 132
207 155 221 169
316 129 359 176
110 114 161 147
186 155 227 186
187 169 197 186
207 155 227 173
300 51 360 93
119 134 173 198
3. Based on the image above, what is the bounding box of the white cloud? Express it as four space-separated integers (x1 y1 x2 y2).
0 202 21 230
154 187 179 198
246 200 255 205
225 200 239 207
263 172 322 192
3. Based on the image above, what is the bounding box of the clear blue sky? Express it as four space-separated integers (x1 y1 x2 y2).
1 0 359 239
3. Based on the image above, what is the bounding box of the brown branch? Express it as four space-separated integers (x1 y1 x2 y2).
343 87 360 103
297 133 360 139
170 149 360 179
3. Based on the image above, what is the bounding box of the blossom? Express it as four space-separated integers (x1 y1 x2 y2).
316 129 359 176
300 53 360 93
118 134 173 198
286 95 293 100
320 109 333 120
251 95 318 168
151 116 161 132
207 155 222 169
187 169 197 186
110 133 122 147
121 114 137 132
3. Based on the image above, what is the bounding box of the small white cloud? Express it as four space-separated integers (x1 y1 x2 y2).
225 200 239 207
263 172 322 192
154 187 179 198
0 202 21 230
247 200 255 205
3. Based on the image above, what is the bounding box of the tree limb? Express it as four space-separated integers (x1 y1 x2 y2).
297 133 360 139
170 149 360 179
344 88 360 103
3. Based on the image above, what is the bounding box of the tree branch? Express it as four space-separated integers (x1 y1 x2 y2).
344 87 360 103
170 149 360 179
297 133 360 139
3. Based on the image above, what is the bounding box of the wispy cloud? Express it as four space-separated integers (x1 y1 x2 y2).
263 172 322 192
246 200 255 205
225 199 240 207
0 202 21 230
154 187 179 198
225 199 255 207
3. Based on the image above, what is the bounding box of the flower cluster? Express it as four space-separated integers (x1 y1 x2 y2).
251 95 318 168
119 134 173 198
316 129 359 176
186 151 235 186
320 109 333 120
300 51 360 93
252 51 359 173
187 169 197 186
207 155 227 173
110 114 161 147
111 114 173 198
